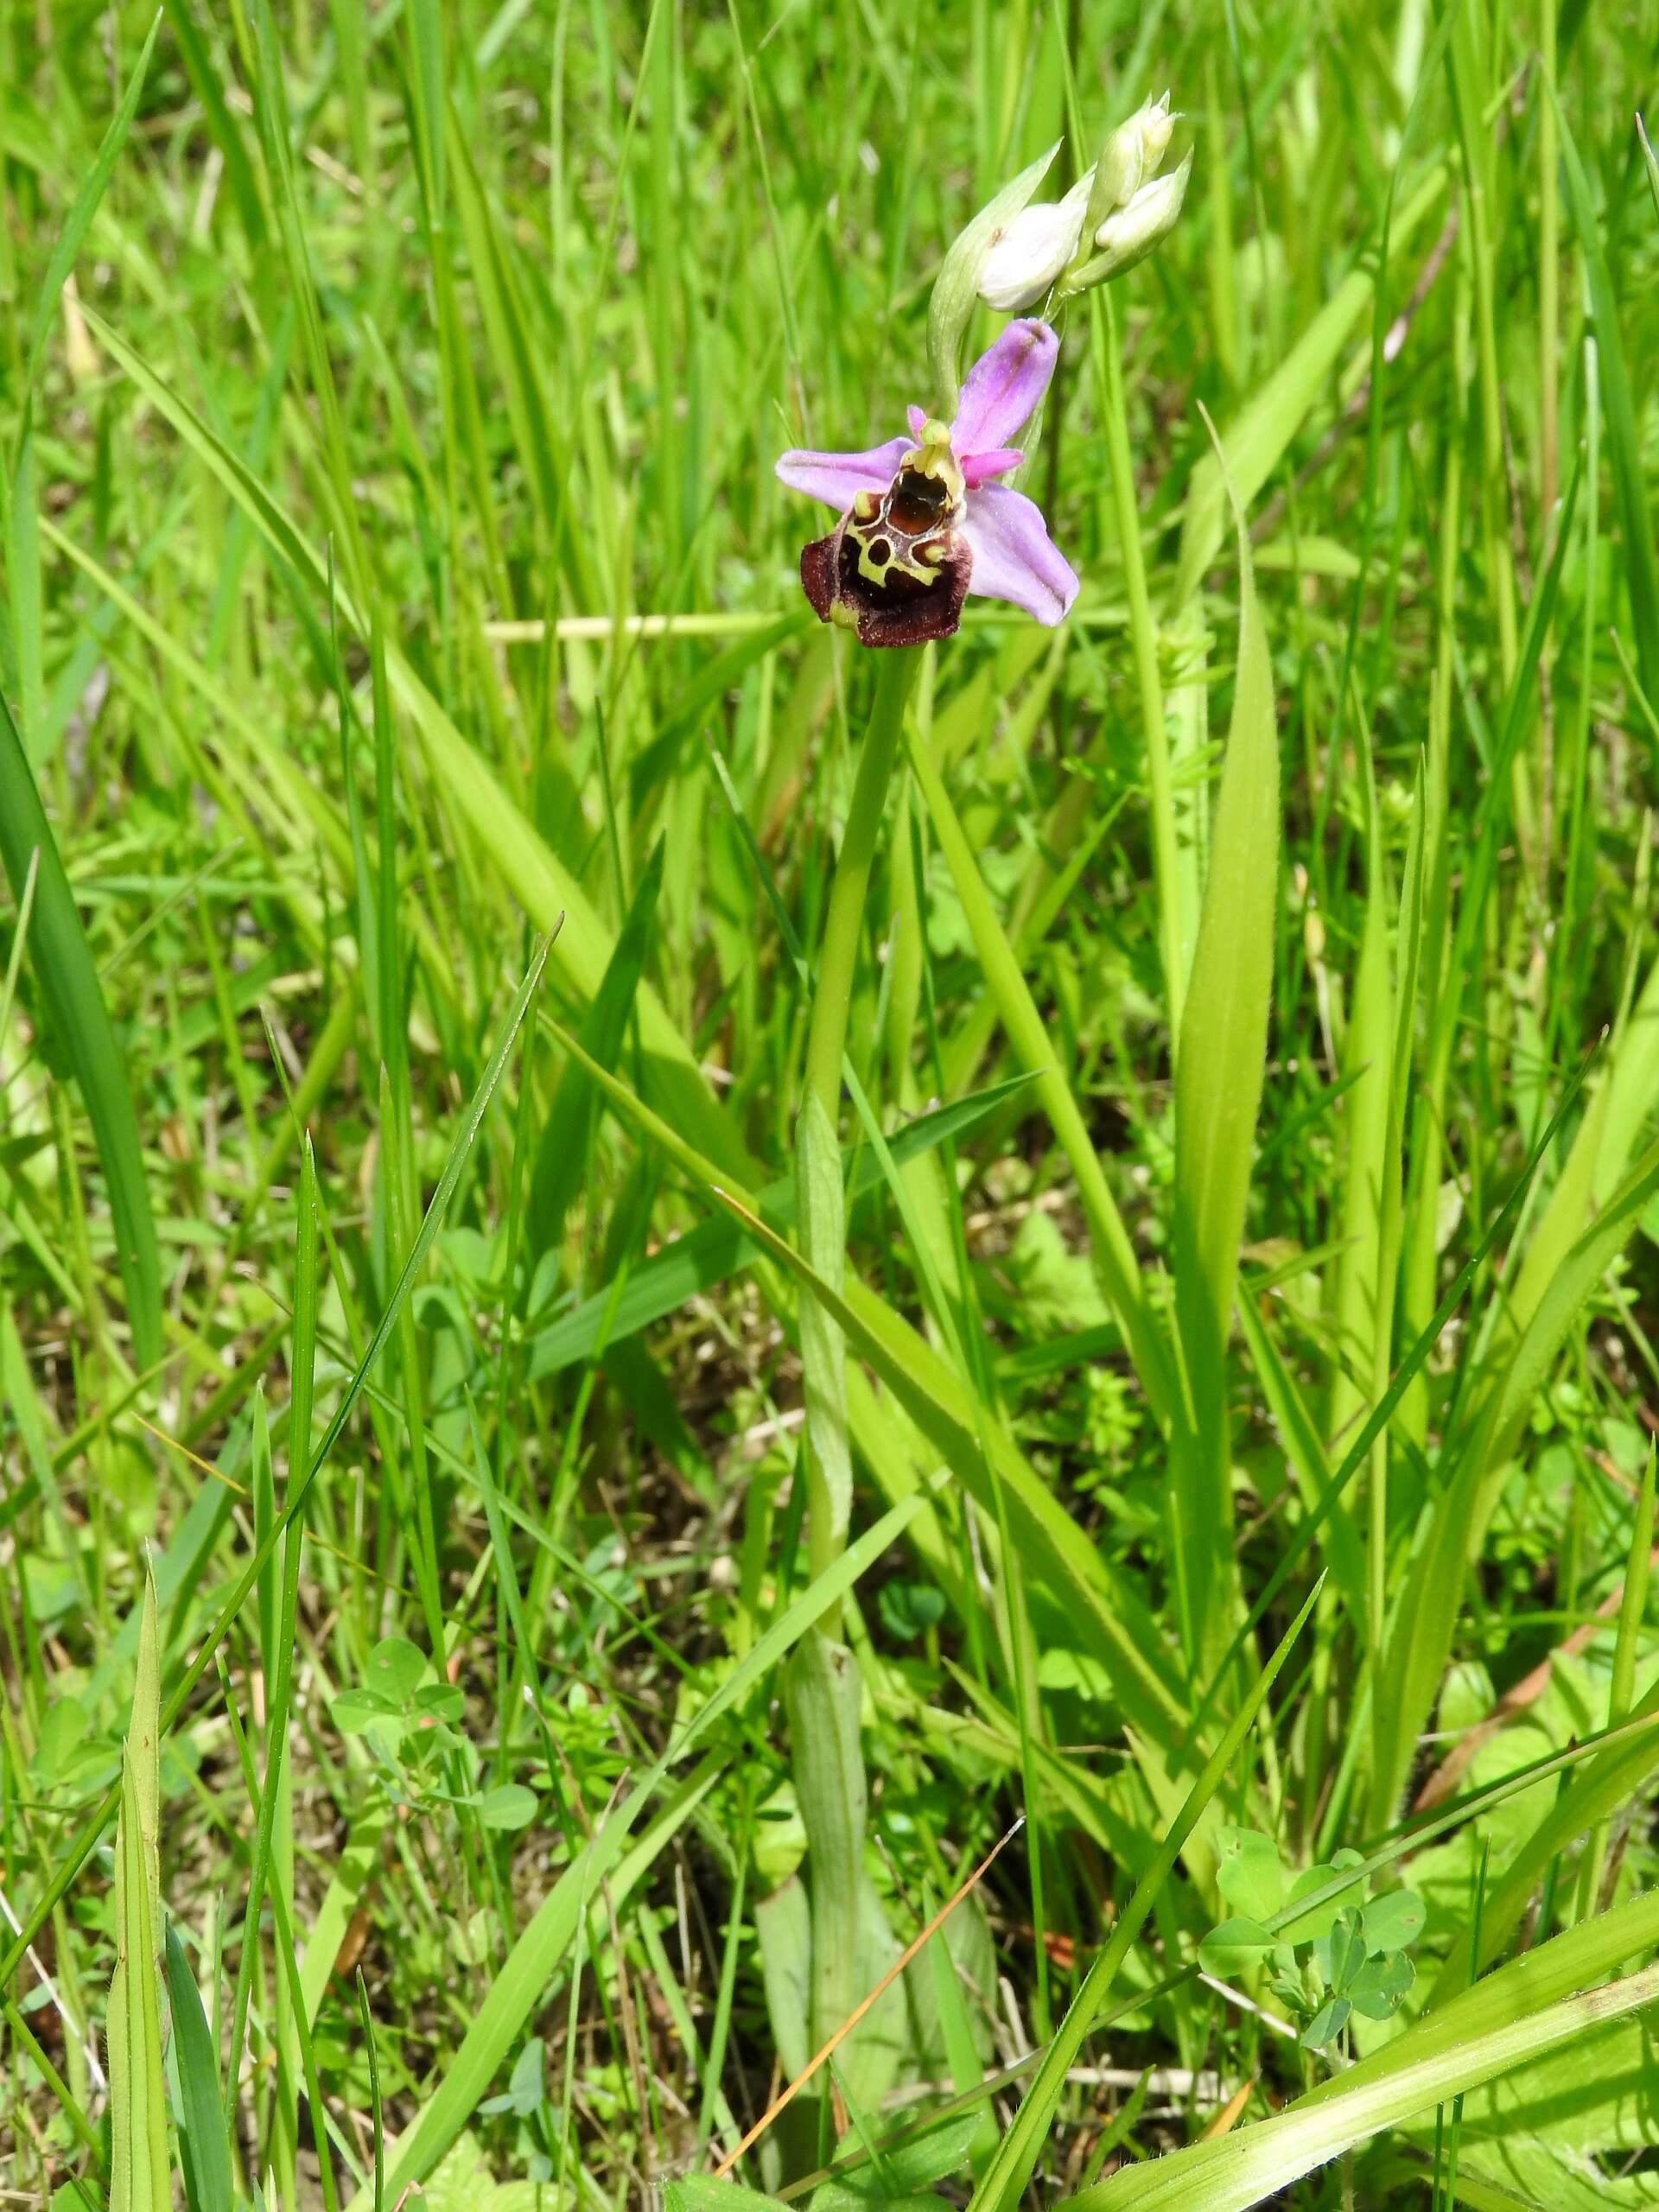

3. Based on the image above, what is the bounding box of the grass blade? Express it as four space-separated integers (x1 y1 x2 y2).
551 1040 1191 1738
76 296 752 1180
165 1923 234 2212
1549 82 1659 719
0 940 550 1990
1068 1960 1659 2209
0 690 162 1368
24 10 162 392
906 722 1178 1428
359 1490 925 2208
1376 1128 1659 1821
966 1580 1322 2212
1173 165 1448 606
108 1571 168 2212
524 1073 1035 1380
528 838 664 1260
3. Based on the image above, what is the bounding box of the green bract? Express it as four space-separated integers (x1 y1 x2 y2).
925 140 1059 413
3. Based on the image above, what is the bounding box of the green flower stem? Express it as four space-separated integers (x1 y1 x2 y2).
803 648 923 1129
790 645 920 2079
1090 284 1185 1049
796 646 921 1589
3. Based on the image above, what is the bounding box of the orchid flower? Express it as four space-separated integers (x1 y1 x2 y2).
775 319 1079 648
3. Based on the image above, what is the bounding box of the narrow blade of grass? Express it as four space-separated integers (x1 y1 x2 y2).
966 1580 1322 2212
0 690 162 1368
1550 82 1659 720
108 1571 168 2212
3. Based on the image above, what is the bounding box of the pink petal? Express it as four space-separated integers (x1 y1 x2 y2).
951 320 1058 457
961 447 1023 487
906 404 927 440
774 436 910 512
960 484 1079 626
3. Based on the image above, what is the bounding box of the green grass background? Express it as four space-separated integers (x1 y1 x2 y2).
3 1 1659 2208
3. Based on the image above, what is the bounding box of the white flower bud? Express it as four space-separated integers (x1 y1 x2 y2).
1065 148 1192 291
1093 153 1191 259
1084 91 1179 243
976 173 1094 311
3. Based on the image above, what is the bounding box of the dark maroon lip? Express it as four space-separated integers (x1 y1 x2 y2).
800 517 973 648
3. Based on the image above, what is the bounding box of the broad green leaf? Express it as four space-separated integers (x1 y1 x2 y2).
365 1638 427 1704
475 1786 537 1832
1454 2137 1659 2212
666 2181 793 2212
331 1689 403 1739
1215 1829 1284 1922
866 2108 986 2192
780 1637 909 2108
0 691 162 1369
1300 1995 1351 2049
786 1630 864 2060
1197 1918 1277 1978
1280 1863 1364 1946
1349 1952 1413 2022
814 2190 939 2212
1360 1889 1426 1955
1319 1911 1367 1996
1172 466 1278 1656
1442 2006 1657 2154
756 1875 813 2083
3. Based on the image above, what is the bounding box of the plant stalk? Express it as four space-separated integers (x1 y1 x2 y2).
803 650 922 1131
796 646 921 1583
790 645 919 2082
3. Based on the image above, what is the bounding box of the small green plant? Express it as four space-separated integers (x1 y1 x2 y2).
331 1636 537 1832
1199 1827 1427 2050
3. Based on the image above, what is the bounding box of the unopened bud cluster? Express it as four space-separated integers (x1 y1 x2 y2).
943 94 1191 359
